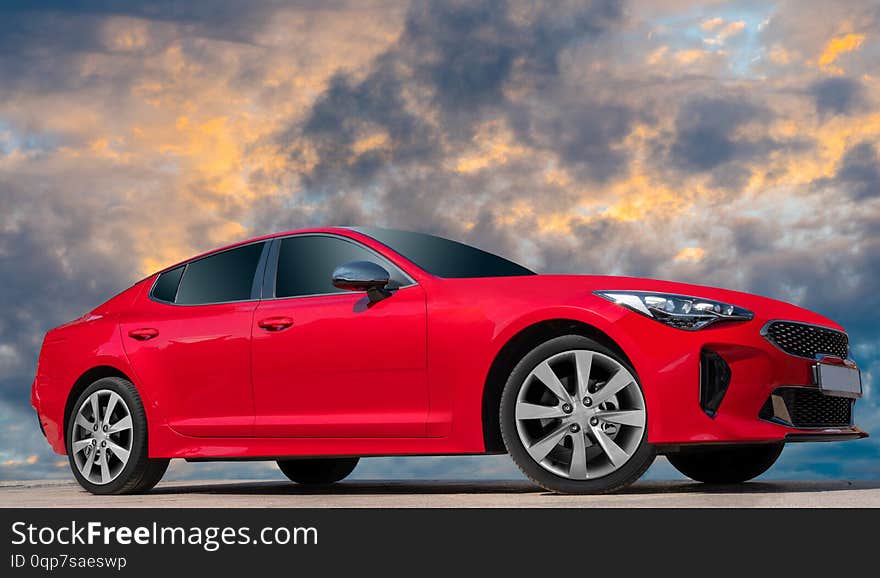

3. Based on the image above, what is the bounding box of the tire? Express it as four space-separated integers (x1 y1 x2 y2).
66 376 169 495
500 335 655 494
666 443 784 484
277 458 360 484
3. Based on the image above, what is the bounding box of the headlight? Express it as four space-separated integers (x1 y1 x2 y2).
594 290 754 330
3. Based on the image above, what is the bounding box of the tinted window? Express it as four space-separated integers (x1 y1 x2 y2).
175 242 265 305
276 236 410 298
351 227 535 278
151 266 184 303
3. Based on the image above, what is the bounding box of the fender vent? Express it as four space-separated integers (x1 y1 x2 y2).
700 349 731 418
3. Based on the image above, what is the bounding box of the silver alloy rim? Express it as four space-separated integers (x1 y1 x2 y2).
515 350 646 480
71 389 134 485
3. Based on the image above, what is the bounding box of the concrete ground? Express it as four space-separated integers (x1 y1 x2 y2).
1 479 879 507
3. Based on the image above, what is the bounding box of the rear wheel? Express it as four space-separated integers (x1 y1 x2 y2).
66 377 169 495
277 458 359 484
500 335 655 494
666 444 784 484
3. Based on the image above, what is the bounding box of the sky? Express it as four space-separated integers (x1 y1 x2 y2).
0 0 878 483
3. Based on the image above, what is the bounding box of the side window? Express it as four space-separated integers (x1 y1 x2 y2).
175 242 265 305
275 236 410 299
150 266 184 303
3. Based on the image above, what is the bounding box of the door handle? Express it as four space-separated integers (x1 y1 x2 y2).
128 328 159 341
258 316 294 331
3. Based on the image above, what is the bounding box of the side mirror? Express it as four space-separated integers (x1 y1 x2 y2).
332 261 392 303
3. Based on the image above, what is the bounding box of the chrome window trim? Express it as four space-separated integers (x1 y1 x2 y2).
262 232 418 301
147 239 270 307
760 319 850 360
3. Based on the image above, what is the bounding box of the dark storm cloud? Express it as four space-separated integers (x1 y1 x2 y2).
0 182 132 407
298 66 439 187
0 0 280 103
509 97 635 183
668 96 773 172
406 0 622 115
831 141 880 200
407 0 520 113
728 217 776 255
0 0 282 43
282 0 630 199
811 77 865 117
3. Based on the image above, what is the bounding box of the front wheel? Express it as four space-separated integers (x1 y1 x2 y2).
66 377 169 495
666 444 784 484
277 458 360 484
501 335 655 494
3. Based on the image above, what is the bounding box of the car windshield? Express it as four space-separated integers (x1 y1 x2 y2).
351 227 536 278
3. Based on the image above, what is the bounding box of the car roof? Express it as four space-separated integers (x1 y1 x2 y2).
145 226 395 278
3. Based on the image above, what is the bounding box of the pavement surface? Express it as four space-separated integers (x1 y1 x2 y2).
1 479 879 507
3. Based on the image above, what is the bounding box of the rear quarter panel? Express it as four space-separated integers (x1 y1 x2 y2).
33 282 154 454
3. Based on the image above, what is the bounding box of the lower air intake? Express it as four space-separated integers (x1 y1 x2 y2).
759 387 853 428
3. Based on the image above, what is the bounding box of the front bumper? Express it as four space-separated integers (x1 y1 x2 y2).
611 313 868 446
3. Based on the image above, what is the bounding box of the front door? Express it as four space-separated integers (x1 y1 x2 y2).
251 234 428 437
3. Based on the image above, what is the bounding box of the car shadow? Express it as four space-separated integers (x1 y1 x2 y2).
148 479 880 496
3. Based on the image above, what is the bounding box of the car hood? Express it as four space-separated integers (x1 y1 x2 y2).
453 274 844 332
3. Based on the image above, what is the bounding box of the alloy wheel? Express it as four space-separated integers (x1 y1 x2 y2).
514 350 646 480
70 389 134 485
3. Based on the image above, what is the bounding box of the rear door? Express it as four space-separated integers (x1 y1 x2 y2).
120 242 269 437
251 234 428 437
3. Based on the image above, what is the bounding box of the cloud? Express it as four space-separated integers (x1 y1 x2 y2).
701 18 746 46
828 141 880 200
818 33 866 74
2 0 880 482
812 77 865 116
673 247 705 263
667 96 774 178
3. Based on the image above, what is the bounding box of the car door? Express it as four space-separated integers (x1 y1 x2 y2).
251 234 428 437
120 241 269 437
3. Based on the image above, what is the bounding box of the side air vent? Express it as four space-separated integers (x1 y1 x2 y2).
700 349 731 418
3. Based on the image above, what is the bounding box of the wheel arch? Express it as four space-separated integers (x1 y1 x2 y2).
63 366 134 448
480 318 634 453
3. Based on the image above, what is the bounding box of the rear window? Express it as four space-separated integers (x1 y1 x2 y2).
150 266 184 303
351 227 535 278
174 242 265 305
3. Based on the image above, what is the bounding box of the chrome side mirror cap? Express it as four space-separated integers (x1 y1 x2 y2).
332 261 392 303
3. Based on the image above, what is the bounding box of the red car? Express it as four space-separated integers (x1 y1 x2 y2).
31 227 866 494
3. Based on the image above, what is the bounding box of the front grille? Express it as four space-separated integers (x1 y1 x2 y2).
763 321 848 359
760 387 853 428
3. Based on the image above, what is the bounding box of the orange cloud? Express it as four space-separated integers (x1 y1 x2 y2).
674 247 706 263
701 19 746 46
454 120 529 173
351 131 391 156
818 33 866 73
700 17 725 33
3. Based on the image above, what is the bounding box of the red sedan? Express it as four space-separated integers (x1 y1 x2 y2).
31 227 866 494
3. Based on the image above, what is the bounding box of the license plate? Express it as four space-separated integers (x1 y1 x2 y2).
815 363 862 398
